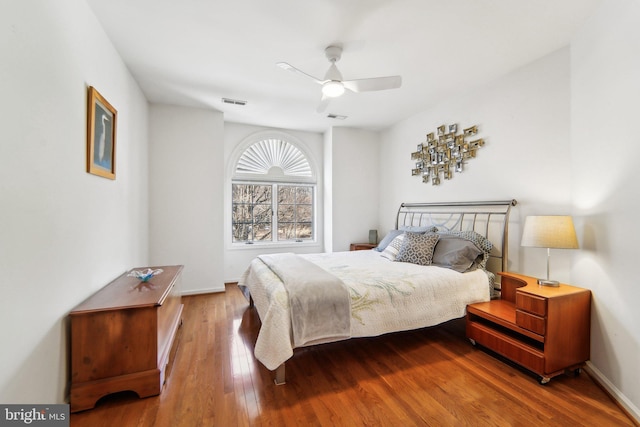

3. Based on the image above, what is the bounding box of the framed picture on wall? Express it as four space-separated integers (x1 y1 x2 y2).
87 86 117 179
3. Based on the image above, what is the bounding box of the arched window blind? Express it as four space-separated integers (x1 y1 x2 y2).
235 138 312 177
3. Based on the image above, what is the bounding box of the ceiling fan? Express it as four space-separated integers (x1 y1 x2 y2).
277 45 402 113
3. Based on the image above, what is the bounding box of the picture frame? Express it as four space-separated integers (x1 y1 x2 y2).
87 86 117 179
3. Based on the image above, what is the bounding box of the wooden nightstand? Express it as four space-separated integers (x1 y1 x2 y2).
466 272 591 384
349 243 377 251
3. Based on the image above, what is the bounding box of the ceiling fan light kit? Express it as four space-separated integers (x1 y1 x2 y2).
322 81 345 97
277 45 402 112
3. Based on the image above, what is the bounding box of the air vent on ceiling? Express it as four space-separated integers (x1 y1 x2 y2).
222 98 247 106
327 114 347 120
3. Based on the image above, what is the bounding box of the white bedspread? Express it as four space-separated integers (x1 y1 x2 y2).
238 250 491 371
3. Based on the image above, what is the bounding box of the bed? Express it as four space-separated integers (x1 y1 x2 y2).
237 199 517 384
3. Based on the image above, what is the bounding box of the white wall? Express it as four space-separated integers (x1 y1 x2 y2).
323 128 334 252
379 48 573 279
328 127 381 252
149 104 225 294
0 0 149 403
223 123 325 281
571 0 640 418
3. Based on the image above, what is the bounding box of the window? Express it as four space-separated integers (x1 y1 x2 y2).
277 185 313 240
232 183 273 242
231 136 316 244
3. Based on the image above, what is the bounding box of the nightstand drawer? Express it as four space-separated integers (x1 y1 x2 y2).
466 321 545 374
516 309 546 335
516 292 547 316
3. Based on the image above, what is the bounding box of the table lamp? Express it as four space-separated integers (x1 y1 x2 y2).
521 215 578 286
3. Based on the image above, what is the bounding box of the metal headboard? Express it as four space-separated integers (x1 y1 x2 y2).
395 199 517 273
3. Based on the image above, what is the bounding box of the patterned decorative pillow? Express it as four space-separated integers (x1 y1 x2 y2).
376 226 438 252
375 229 404 252
380 234 405 260
395 232 440 266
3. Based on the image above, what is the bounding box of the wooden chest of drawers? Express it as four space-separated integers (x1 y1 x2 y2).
69 265 184 412
466 272 590 383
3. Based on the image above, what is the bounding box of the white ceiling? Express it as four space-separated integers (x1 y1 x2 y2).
86 0 601 133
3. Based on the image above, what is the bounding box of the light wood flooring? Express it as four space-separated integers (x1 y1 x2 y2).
71 284 636 426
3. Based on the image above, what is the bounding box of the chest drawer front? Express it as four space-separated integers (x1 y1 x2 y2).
466 321 545 375
516 309 546 335
516 292 547 316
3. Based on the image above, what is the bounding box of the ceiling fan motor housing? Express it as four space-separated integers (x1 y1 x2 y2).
325 45 343 63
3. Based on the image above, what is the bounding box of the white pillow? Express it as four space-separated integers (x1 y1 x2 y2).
380 234 405 260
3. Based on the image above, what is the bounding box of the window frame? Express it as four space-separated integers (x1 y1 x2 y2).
231 181 315 245
276 184 314 242
229 133 318 248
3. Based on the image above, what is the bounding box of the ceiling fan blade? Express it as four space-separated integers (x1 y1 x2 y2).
276 62 324 84
316 95 331 113
342 76 402 93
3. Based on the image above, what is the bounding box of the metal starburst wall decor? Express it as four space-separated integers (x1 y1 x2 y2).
411 123 485 185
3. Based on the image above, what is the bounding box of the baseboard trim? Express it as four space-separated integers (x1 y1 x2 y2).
181 287 225 296
585 361 640 425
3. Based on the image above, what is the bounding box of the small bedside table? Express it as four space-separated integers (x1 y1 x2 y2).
349 243 377 251
466 272 591 384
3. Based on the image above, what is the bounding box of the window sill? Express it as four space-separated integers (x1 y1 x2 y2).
228 241 322 251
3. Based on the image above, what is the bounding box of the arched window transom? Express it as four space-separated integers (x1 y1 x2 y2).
235 138 312 177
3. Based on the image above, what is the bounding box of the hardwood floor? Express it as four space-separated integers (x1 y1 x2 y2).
71 284 636 427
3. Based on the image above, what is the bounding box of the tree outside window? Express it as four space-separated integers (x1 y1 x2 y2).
232 184 272 242
278 185 313 240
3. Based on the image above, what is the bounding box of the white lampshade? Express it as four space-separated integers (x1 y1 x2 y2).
322 80 345 98
521 215 578 286
521 216 578 249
